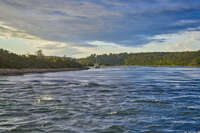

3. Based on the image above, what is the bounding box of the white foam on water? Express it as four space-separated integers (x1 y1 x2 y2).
35 95 54 104
108 111 118 115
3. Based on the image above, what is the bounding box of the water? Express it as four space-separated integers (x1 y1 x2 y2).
0 66 200 133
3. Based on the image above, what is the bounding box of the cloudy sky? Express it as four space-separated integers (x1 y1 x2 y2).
0 0 200 57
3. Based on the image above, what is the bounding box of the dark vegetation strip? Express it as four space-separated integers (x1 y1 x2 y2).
79 51 200 67
0 49 83 69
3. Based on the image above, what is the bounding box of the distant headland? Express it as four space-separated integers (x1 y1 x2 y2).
0 49 88 75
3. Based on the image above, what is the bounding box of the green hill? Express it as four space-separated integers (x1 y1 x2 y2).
79 51 200 67
0 49 82 69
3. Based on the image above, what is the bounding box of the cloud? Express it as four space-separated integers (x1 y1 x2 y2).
0 0 200 57
174 20 200 26
0 21 68 51
0 21 38 40
0 21 89 57
144 28 200 52
1 0 200 45
75 27 200 57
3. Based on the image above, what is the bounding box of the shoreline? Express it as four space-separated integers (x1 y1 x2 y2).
101 65 200 68
0 67 89 76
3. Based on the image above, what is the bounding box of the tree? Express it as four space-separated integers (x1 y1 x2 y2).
0 48 83 69
36 50 44 57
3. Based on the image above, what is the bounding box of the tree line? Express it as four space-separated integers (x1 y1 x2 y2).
1 48 200 68
0 49 83 69
79 51 200 67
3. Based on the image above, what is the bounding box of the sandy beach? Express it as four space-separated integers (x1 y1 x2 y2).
0 67 89 76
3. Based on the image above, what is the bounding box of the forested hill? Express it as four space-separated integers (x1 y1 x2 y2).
2 48 200 69
0 49 82 69
79 51 200 67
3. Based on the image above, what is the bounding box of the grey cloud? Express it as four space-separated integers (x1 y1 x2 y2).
174 20 200 26
0 0 200 50
0 22 38 40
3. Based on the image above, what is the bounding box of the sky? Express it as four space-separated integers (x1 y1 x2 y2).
0 0 200 58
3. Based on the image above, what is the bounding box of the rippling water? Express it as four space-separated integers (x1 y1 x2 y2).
1 66 200 133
